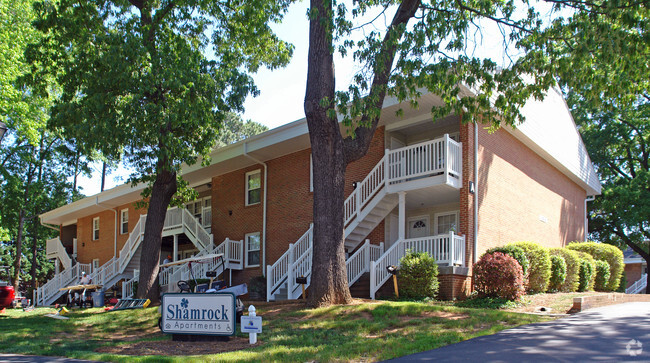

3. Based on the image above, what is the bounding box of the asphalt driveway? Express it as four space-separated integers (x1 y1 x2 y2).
388 302 650 362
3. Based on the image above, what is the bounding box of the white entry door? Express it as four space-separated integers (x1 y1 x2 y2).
408 216 430 238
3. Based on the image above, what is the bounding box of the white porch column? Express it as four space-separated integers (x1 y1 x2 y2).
398 191 406 240
173 235 179 262
54 259 59 275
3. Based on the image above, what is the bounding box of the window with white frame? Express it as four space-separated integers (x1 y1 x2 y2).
245 232 261 267
435 211 459 235
92 217 100 240
120 209 129 234
92 258 100 271
245 170 261 205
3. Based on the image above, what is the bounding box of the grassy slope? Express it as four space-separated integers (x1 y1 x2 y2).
0 301 549 362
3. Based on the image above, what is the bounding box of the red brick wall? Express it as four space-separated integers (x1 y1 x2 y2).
459 120 476 269
625 263 644 288
438 274 471 300
475 126 586 256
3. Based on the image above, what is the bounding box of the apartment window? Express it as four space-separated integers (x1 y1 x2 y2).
245 232 261 267
120 209 129 234
92 258 100 271
245 170 261 206
92 217 100 241
435 211 459 235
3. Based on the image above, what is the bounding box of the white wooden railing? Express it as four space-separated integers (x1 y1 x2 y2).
122 270 139 299
163 207 213 251
36 262 91 306
626 273 648 294
344 136 461 227
46 237 72 270
370 232 465 299
287 245 313 300
266 224 313 301
346 240 385 287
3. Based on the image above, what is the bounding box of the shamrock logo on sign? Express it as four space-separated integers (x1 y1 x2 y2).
180 298 189 309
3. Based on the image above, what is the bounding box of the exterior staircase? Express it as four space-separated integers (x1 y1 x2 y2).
266 136 465 301
36 208 214 306
46 238 72 271
626 273 648 294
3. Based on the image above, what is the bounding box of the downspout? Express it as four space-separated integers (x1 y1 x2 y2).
244 142 268 276
584 195 595 241
39 217 60 232
96 196 118 258
473 123 479 264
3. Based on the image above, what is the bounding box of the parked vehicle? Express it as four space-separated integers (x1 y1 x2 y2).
0 280 16 308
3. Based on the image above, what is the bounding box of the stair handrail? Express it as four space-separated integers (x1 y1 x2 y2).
287 245 313 300
46 237 72 270
180 207 211 251
346 240 371 287
626 273 648 294
344 155 387 226
119 214 146 272
266 224 313 301
370 232 464 299
123 269 139 299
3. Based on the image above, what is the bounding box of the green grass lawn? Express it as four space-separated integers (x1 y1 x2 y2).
0 301 550 362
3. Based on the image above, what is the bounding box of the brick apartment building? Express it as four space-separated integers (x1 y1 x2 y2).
36 89 601 305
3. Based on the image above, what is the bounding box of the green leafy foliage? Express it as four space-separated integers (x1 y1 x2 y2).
455 295 522 310
576 252 596 292
567 242 624 291
593 260 611 292
549 248 580 292
473 252 525 301
486 245 529 276
508 242 551 294
548 255 567 293
398 251 439 299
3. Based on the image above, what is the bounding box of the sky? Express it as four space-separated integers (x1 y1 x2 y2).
75 1 551 197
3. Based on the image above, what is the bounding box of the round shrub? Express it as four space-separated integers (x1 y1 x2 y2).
548 255 567 292
508 242 551 293
398 251 439 299
549 248 580 292
567 242 624 291
473 252 525 301
486 245 530 276
594 260 611 291
576 251 596 291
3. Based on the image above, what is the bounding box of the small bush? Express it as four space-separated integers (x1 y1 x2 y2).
549 248 580 292
486 245 530 276
567 242 624 291
508 242 551 293
617 271 627 293
455 294 522 309
398 251 439 299
576 251 596 291
548 255 567 292
473 252 525 301
594 260 611 291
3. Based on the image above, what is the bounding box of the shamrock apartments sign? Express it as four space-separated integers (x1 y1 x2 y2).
161 293 236 336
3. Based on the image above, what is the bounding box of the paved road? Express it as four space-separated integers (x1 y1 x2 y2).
0 355 99 363
388 302 650 362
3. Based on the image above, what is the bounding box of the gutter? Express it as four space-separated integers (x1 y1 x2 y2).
584 195 595 240
95 196 118 258
40 217 60 232
243 142 268 275
473 122 479 264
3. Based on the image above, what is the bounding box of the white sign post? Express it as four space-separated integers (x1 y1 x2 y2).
240 305 262 344
161 293 236 336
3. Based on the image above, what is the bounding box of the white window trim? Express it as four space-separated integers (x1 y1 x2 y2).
434 211 460 235
310 154 313 192
245 169 262 206
92 217 100 241
120 209 129 235
407 215 430 238
245 232 261 268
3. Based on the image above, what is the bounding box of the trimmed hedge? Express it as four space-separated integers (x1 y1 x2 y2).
594 260 611 291
486 245 530 276
567 242 624 291
549 248 580 292
508 242 551 293
575 251 596 291
548 255 567 292
398 251 439 299
473 252 525 301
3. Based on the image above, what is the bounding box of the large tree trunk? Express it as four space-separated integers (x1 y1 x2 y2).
30 220 39 288
12 209 26 290
136 169 177 303
304 0 353 307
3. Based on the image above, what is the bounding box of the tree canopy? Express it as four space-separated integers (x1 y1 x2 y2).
28 0 293 300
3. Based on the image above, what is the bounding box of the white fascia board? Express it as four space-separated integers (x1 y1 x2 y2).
624 258 644 264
